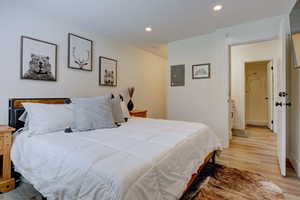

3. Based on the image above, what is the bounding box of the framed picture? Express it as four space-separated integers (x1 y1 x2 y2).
68 33 93 71
192 63 211 79
20 36 57 81
99 56 117 87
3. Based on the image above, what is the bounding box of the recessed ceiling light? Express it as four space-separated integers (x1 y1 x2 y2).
145 27 152 32
213 4 223 11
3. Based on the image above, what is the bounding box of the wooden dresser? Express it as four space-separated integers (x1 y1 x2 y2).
130 110 147 118
0 126 15 192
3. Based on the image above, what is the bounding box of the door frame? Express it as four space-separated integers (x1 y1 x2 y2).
226 37 278 136
267 60 275 130
226 36 287 176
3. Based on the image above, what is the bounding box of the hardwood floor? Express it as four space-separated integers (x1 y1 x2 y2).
217 126 300 200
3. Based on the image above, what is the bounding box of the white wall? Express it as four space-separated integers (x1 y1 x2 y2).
231 40 280 129
0 2 167 124
168 16 283 147
168 33 228 147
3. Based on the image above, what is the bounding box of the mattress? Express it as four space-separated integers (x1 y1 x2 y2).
11 117 222 200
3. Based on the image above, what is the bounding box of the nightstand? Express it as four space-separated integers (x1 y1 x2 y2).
130 110 147 118
0 126 15 192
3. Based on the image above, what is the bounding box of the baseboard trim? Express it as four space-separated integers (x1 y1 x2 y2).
289 153 300 178
232 123 243 130
246 120 268 127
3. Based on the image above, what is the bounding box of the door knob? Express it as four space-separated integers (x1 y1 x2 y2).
279 92 287 97
285 102 292 107
275 102 282 107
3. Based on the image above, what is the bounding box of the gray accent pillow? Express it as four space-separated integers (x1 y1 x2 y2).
71 96 116 131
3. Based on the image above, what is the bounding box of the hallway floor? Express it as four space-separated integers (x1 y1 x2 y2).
217 126 300 200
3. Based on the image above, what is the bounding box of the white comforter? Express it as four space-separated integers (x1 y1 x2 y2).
12 118 221 200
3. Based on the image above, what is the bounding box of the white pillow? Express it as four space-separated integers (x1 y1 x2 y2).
22 103 74 136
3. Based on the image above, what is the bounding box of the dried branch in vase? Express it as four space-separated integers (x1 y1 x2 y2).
128 87 135 98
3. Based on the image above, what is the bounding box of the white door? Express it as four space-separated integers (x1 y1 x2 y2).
275 22 288 176
267 61 274 130
275 62 287 176
228 46 233 140
245 63 268 126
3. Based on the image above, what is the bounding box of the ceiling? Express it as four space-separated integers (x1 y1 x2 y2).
15 0 296 58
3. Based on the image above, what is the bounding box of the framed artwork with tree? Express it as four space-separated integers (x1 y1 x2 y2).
68 33 93 71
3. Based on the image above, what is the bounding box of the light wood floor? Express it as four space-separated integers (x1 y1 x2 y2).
217 126 300 200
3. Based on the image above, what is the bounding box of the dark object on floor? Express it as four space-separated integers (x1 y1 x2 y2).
232 128 250 138
181 164 284 200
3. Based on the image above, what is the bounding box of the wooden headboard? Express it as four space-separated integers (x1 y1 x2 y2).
9 98 71 130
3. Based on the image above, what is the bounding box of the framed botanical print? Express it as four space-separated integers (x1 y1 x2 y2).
99 56 117 87
192 63 211 79
68 33 93 71
20 36 57 81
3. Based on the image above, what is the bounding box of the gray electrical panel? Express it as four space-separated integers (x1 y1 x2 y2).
170 65 185 87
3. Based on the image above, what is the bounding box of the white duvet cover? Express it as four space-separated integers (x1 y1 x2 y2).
12 118 222 200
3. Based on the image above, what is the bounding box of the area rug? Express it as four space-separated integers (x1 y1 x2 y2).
181 164 285 200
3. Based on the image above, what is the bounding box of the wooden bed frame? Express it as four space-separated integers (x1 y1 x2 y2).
181 151 216 198
8 98 216 199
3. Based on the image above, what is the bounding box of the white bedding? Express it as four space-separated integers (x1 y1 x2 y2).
11 118 222 200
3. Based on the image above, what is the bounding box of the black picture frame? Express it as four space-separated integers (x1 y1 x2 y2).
68 33 93 71
192 63 211 79
99 56 118 87
20 36 58 82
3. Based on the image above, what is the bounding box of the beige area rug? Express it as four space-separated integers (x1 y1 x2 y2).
181 164 285 200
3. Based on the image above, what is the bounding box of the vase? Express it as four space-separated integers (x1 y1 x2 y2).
127 99 134 111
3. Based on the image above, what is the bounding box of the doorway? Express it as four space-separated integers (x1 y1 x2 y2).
245 61 274 130
228 37 288 176
229 40 278 134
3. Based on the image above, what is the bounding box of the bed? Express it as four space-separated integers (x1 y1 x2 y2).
9 98 222 200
